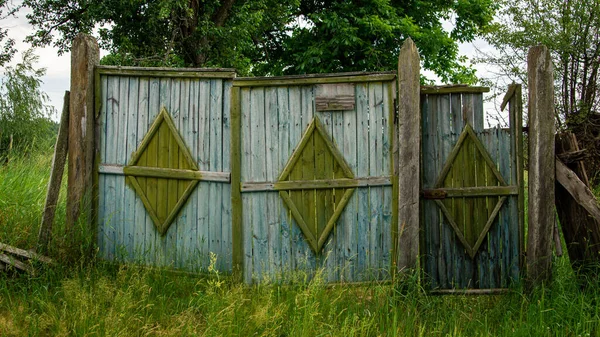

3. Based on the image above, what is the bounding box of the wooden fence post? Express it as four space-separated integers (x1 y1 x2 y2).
397 38 421 272
38 91 70 255
527 45 555 287
67 34 99 249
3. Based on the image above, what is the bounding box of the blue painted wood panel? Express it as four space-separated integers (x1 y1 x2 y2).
239 81 395 283
97 74 233 273
421 92 521 290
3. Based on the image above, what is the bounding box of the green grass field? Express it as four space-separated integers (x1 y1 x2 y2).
1 151 599 336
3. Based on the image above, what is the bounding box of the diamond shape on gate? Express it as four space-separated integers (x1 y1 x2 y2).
124 107 199 236
434 123 507 259
278 116 355 254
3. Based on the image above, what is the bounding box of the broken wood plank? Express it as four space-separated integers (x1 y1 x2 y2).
557 149 588 164
38 91 69 255
556 159 600 222
0 254 35 274
0 243 53 264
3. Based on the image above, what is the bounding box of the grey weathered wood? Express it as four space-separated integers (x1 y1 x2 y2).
0 243 53 264
38 91 70 254
397 38 421 272
526 45 555 287
0 254 35 274
67 34 99 249
556 159 600 222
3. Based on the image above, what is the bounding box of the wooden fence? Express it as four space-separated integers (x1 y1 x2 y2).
62 36 534 290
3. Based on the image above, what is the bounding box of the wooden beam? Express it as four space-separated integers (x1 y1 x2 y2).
230 87 243 281
556 159 600 222
526 45 555 287
0 254 35 274
422 186 519 198
67 34 99 250
397 38 421 272
241 177 392 192
420 86 490 94
234 72 396 87
0 243 53 264
96 65 236 78
99 165 231 183
38 91 69 255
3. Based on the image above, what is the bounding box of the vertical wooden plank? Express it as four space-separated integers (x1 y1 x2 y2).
277 86 293 277
114 76 129 261
166 79 180 267
176 79 191 268
355 82 370 281
230 86 243 280
438 93 454 287
98 76 108 259
134 77 149 262
450 93 466 288
368 82 383 278
187 79 200 271
240 87 253 282
315 108 336 281
104 75 121 260
265 87 281 277
124 77 139 260
421 95 438 288
527 45 555 287
499 129 512 288
301 85 317 273
509 84 524 280
197 79 211 269
250 87 267 281
381 81 393 279
209 79 224 269
287 86 303 275
341 89 357 281
397 38 421 273
221 79 233 272
67 34 100 248
143 78 160 265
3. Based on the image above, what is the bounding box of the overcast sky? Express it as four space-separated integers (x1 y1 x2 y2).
1 9 506 125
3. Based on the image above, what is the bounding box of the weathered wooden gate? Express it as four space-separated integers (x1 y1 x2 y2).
231 73 397 283
92 64 522 288
95 67 235 272
420 87 523 291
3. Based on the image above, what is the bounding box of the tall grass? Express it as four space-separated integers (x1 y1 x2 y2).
0 152 599 336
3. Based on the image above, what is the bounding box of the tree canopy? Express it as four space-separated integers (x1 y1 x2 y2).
24 0 496 82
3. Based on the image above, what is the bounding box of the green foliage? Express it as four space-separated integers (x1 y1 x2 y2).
0 49 56 155
0 0 20 67
481 0 600 125
24 0 497 81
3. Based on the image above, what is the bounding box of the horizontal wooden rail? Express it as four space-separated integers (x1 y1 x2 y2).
241 177 392 192
234 72 396 87
96 65 236 79
98 165 230 183
422 186 518 199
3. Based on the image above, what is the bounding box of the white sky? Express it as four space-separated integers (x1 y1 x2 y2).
1 9 508 126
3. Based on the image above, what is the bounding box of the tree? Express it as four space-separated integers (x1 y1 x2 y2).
0 0 20 67
480 0 600 181
24 0 496 81
0 49 55 155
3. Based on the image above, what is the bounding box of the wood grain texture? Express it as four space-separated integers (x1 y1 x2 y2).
527 45 555 287
68 34 99 251
397 38 421 272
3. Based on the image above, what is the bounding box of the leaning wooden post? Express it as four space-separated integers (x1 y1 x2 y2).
67 34 99 248
527 45 555 287
397 38 421 272
38 91 70 254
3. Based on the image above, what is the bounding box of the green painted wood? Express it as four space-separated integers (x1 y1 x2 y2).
97 73 233 273
422 91 521 290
